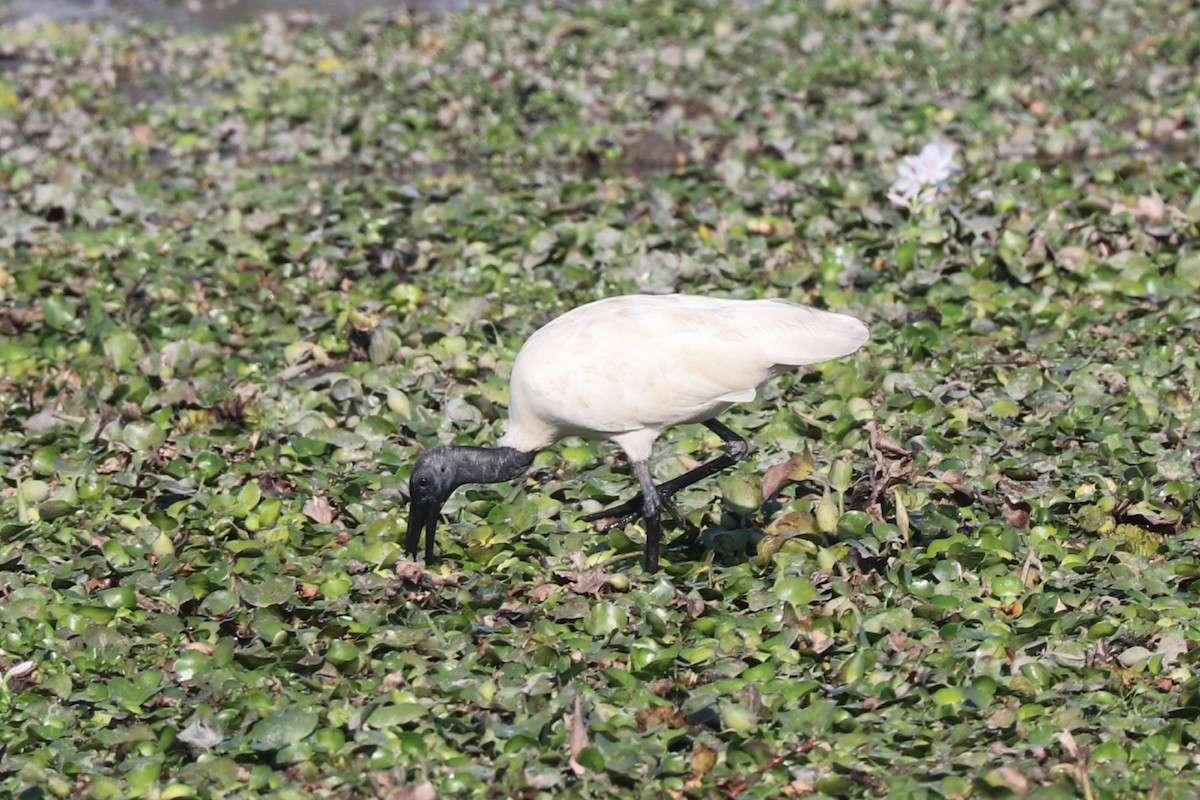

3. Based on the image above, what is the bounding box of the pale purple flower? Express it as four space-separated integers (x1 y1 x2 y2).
888 139 960 210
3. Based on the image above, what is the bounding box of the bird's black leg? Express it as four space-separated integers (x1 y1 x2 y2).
632 460 663 572
583 418 749 530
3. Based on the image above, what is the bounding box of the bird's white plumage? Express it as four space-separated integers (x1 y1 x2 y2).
497 294 869 462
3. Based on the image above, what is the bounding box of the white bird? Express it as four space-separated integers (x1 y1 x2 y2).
406 293 869 572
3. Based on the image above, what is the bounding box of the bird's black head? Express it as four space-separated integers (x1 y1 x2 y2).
405 444 537 564
406 447 464 562
410 446 464 507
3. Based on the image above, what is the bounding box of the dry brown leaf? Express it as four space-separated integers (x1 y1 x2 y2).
986 708 1015 730
761 449 816 501
1003 497 1031 530
4 661 36 680
479 614 510 628
808 628 833 654
130 123 152 145
1055 729 1080 758
869 424 911 458
1100 370 1128 395
554 568 610 595
565 694 589 777
638 706 689 729
302 495 336 525
786 777 816 795
529 583 561 603
85 576 111 594
1111 194 1164 225
0 305 43 335
690 743 717 774
244 210 282 233
435 100 462 129
96 455 126 474
989 766 1029 795
383 780 436 800
865 422 916 512
22 403 66 433
893 487 910 539
1110 194 1188 225
395 561 426 583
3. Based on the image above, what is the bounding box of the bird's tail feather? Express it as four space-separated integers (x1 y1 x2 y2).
753 301 870 366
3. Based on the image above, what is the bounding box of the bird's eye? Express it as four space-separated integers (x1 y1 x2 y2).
417 476 431 489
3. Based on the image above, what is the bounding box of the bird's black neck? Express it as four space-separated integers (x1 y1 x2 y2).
448 445 537 486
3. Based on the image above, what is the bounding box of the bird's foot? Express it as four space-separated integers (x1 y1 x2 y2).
582 491 685 531
581 503 640 532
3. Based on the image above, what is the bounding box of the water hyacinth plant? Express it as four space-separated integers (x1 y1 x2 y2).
1 0 1200 796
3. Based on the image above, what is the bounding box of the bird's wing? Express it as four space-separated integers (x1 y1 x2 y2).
725 298 870 367
504 295 869 450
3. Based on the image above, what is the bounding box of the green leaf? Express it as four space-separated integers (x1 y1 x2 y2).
366 703 428 728
774 575 816 610
249 707 319 751
241 576 296 608
583 602 628 637
235 481 262 516
103 330 142 370
123 421 165 452
42 294 76 329
862 608 913 635
718 473 761 515
720 702 758 733
108 676 159 712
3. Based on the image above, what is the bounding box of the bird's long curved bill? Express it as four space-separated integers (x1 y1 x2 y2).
405 501 441 563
